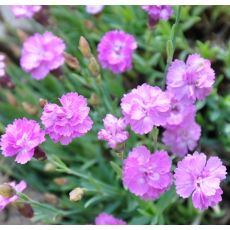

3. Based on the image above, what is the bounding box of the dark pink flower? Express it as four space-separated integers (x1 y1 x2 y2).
41 92 93 145
20 32 65 80
0 118 45 164
95 213 126 225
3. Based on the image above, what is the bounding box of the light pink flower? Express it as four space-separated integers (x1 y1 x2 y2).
0 118 45 164
98 114 129 149
20 32 65 80
0 180 27 211
41 92 93 145
122 146 172 200
166 54 215 102
86 5 104 15
97 30 137 74
11 5 41 18
165 91 196 126
174 152 227 210
162 113 201 157
95 213 126 225
121 83 171 135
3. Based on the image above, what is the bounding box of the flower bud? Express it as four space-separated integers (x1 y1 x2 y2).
39 98 48 108
44 193 58 205
64 52 81 71
22 102 38 115
88 56 100 77
44 162 56 172
17 203 34 218
33 146 47 161
69 187 84 202
0 184 16 198
89 93 100 107
79 36 92 58
54 177 68 186
0 75 15 89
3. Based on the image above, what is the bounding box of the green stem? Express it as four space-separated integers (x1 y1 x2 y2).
162 6 181 89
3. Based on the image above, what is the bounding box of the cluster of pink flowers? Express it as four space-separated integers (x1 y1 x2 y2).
0 118 45 164
41 92 93 145
97 30 137 74
98 114 129 149
11 5 42 19
0 180 27 211
20 32 65 80
0 54 5 77
175 152 226 210
86 5 104 15
142 5 173 27
121 83 171 135
95 213 126 225
162 54 215 157
123 146 172 200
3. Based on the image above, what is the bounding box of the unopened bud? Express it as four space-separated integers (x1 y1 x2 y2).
0 184 16 198
33 146 47 161
64 52 81 71
69 187 84 202
16 29 28 43
44 193 58 205
79 36 92 58
6 91 17 106
0 75 15 89
39 98 48 108
88 56 100 77
44 162 56 172
17 203 34 218
89 93 100 107
54 177 68 186
51 68 64 80
22 102 38 115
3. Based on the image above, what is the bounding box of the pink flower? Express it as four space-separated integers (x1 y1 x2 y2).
166 54 215 102
0 118 45 164
11 5 41 18
142 5 173 26
0 181 27 211
0 55 5 77
162 114 201 157
121 83 171 135
98 114 129 149
122 146 172 200
41 92 93 145
97 30 137 74
86 5 104 15
20 32 65 80
174 152 227 210
95 213 126 225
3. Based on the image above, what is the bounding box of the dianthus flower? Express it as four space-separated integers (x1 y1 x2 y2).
162 113 201 157
166 54 215 102
20 32 65 80
165 92 196 126
0 55 5 77
121 83 170 135
142 5 173 26
174 152 227 210
0 181 27 211
98 114 129 149
123 146 172 200
0 118 45 164
86 5 104 15
11 5 41 18
95 213 126 225
41 92 93 145
97 30 137 74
